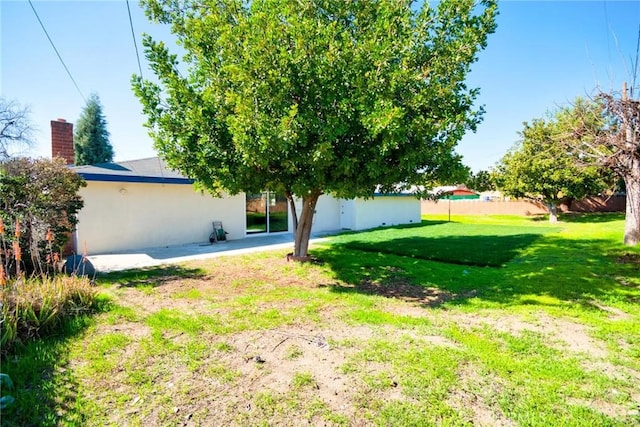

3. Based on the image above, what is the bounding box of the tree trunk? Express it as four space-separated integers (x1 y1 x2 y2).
292 190 322 259
623 166 640 246
285 191 298 234
547 203 559 223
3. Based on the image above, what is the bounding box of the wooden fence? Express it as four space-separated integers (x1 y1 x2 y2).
421 195 625 216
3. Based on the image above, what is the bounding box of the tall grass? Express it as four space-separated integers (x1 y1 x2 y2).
1 275 98 355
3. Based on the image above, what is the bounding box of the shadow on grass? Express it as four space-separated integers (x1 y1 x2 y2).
490 235 640 306
96 265 208 289
340 233 544 267
322 277 478 308
1 299 110 426
314 232 639 309
560 212 625 224
330 219 452 238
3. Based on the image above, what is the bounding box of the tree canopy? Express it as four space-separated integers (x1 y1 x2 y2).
466 169 494 192
493 114 608 222
133 0 498 257
74 93 114 166
556 93 640 245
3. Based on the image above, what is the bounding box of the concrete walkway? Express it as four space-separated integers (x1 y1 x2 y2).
87 233 332 273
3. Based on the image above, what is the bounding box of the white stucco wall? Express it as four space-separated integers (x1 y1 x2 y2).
291 194 341 234
293 194 420 233
340 199 356 230
76 181 245 254
353 196 421 230
311 195 341 233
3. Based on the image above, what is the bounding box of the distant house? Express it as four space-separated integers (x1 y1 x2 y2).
431 185 480 200
51 119 421 255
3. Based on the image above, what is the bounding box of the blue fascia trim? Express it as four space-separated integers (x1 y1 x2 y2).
79 173 194 185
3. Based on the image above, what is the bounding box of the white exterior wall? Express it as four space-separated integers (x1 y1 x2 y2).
291 194 341 234
340 199 356 230
352 196 421 230
76 181 245 254
292 194 420 232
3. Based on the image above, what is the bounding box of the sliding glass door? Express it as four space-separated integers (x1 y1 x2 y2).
246 192 267 234
246 191 288 234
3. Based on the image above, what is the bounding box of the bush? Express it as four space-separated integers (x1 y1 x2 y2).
0 157 85 276
0 275 98 355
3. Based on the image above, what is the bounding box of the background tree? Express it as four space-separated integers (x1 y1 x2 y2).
0 157 86 275
0 97 34 160
133 0 498 258
466 169 495 192
74 93 114 165
493 116 608 222
555 93 640 246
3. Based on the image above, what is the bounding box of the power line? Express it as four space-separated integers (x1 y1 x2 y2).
126 0 144 78
27 0 86 103
603 1 611 66
602 0 614 88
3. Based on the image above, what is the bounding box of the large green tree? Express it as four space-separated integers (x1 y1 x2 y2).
493 116 608 222
133 0 498 258
74 93 114 165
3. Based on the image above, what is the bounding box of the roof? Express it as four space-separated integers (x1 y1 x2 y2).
72 157 193 185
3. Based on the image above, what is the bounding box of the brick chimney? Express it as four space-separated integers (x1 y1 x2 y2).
51 118 74 165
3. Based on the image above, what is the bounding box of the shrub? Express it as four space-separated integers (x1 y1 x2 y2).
0 157 85 276
0 275 98 355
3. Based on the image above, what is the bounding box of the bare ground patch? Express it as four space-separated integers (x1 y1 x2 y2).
104 256 331 316
567 397 637 420
72 295 384 425
73 303 465 426
447 363 515 427
327 274 477 308
448 311 609 358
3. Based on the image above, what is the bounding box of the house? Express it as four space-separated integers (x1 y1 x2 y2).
430 185 480 200
51 119 421 255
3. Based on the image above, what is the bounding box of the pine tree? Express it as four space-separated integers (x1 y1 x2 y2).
74 93 114 165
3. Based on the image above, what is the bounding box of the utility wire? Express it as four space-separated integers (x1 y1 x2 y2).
126 0 144 78
27 0 86 103
602 0 615 89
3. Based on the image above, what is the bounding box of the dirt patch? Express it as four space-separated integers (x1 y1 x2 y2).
224 326 361 415
567 397 635 419
95 321 152 339
329 274 477 308
617 253 640 265
590 302 633 321
447 312 609 359
584 361 640 382
105 256 330 316
357 277 455 306
447 363 515 427
550 318 609 358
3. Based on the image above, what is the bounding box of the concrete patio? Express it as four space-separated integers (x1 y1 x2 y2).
86 233 333 273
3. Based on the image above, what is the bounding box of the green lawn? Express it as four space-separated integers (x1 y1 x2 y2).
328 219 558 266
2 213 639 426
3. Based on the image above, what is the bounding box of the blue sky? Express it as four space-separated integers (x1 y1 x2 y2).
2 0 639 173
